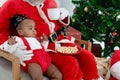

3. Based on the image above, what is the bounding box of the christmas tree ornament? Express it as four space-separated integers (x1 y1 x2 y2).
98 10 103 15
110 40 113 45
72 19 75 22
73 8 77 13
112 31 117 36
84 6 88 12
116 14 120 21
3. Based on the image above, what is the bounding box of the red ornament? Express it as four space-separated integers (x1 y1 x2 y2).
112 31 117 36
73 8 77 13
110 40 114 45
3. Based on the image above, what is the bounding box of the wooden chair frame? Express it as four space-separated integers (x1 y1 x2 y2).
0 39 91 80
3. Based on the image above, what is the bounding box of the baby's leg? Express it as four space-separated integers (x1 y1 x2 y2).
44 63 62 80
28 63 43 80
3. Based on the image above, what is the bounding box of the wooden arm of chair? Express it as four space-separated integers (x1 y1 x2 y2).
75 39 92 51
0 49 20 80
0 38 91 80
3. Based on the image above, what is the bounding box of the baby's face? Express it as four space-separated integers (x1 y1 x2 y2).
18 19 37 37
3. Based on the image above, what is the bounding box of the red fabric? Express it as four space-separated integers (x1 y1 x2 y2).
110 50 120 80
0 0 99 79
49 53 83 80
20 37 51 73
66 27 81 39
111 50 120 66
50 43 99 80
74 46 99 80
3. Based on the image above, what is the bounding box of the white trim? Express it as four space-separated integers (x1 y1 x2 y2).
0 0 7 7
58 16 70 26
36 4 55 33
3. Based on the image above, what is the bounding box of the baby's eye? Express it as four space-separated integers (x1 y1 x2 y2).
29 28 33 30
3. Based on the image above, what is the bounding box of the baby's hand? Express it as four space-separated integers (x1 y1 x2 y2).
40 33 48 41
42 33 48 41
8 36 17 45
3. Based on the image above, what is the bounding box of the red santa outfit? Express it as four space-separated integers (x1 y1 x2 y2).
0 0 100 79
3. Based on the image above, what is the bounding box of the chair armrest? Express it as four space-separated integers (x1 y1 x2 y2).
75 39 92 51
0 49 20 80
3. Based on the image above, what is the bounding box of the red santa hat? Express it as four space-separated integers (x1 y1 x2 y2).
110 46 120 66
110 46 120 80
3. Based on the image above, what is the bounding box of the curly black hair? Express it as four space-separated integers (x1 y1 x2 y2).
9 14 28 36
9 14 28 29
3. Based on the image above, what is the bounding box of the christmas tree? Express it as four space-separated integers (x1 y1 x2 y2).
70 0 120 57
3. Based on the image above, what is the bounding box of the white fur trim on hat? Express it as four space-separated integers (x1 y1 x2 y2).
114 46 120 51
110 61 120 80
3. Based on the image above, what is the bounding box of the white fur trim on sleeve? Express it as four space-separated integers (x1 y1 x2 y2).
54 37 75 50
56 36 75 43
58 16 70 26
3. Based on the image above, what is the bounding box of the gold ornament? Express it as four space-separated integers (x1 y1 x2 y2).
72 19 75 22
84 6 88 12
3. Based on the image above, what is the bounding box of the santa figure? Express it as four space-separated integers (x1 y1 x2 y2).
110 46 120 80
